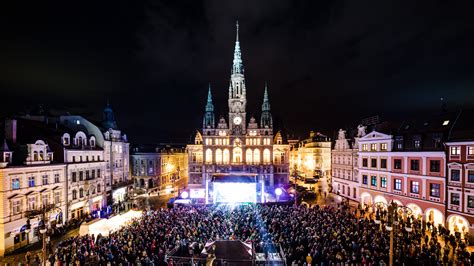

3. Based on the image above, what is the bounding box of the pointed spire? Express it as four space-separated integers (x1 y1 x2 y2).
232 20 244 75
262 82 271 111
203 84 215 128
261 83 273 128
207 83 213 103
236 20 239 42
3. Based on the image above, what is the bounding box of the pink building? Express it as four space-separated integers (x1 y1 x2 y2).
445 109 474 236
358 115 456 227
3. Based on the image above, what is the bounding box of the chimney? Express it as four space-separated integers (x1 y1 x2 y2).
5 119 17 144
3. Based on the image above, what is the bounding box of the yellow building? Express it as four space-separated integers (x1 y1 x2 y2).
290 131 332 191
131 145 188 194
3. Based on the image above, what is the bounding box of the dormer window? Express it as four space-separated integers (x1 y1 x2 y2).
62 134 70 146
413 135 422 150
395 136 403 150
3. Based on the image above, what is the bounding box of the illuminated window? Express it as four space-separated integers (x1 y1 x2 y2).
411 181 419 194
468 146 474 155
253 149 260 164
215 149 222 164
257 139 261 145
450 146 460 155
223 149 230 164
370 144 377 151
263 149 271 164
362 144 368 151
381 143 387 151
246 149 253 164
233 147 242 163
205 149 213 164
380 177 387 188
442 120 450 126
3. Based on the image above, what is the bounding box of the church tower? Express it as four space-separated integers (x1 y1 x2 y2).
260 83 273 128
228 21 247 135
203 84 215 129
102 101 118 130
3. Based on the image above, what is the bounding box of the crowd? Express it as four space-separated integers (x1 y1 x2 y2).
42 202 472 265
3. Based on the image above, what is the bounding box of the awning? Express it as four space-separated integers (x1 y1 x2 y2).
69 201 86 211
92 196 103 202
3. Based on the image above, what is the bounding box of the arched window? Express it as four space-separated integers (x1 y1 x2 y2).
253 149 260 164
215 149 223 164
233 147 242 163
205 149 213 164
246 149 253 164
33 151 39 161
223 149 230 164
263 149 271 164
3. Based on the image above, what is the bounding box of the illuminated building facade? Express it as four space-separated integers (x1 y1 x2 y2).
332 126 366 201
0 119 67 256
187 22 290 203
101 104 130 204
445 109 474 237
357 114 458 228
290 131 332 191
131 145 188 193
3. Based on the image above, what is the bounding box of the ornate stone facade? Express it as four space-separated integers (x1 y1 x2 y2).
187 22 290 201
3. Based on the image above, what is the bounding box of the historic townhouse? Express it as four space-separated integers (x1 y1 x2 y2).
290 131 332 192
358 114 457 227
0 119 67 256
57 117 107 221
131 144 188 193
445 109 474 237
332 126 366 201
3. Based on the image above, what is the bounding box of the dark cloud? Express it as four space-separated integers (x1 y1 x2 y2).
1 0 474 143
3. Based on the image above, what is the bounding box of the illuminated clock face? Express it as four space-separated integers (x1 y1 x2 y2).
233 116 242 125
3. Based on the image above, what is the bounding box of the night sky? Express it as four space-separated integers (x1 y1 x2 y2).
1 1 474 143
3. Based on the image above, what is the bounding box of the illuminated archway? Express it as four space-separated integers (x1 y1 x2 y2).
223 149 230 164
246 149 253 164
263 149 271 164
233 147 242 163
392 199 403 206
373 195 388 205
406 203 423 219
215 149 222 164
447 215 470 236
425 208 444 227
253 149 260 164
205 149 212 164
360 192 372 207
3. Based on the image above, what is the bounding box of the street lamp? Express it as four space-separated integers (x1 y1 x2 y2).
374 201 413 266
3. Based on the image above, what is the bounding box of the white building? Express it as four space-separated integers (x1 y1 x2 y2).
332 126 366 201
0 120 67 256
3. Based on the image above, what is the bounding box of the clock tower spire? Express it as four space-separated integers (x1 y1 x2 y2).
229 20 247 134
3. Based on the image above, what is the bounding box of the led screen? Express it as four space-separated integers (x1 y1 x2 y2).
213 182 257 203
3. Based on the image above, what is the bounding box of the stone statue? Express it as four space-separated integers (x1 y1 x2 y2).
338 129 346 140
357 125 367 137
